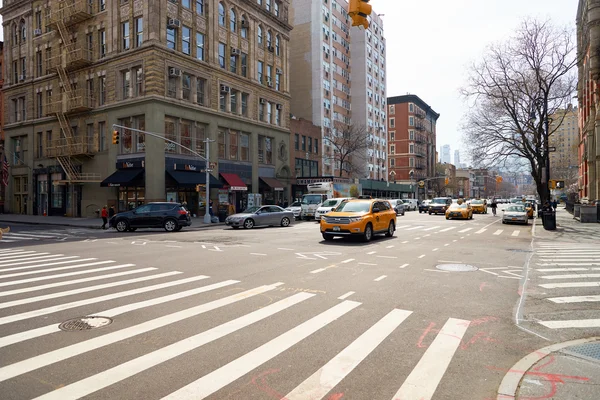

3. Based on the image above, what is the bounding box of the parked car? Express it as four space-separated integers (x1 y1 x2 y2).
225 205 294 229
403 199 418 211
387 199 406 216
502 205 528 225
320 199 397 242
285 201 302 220
315 198 351 220
110 202 191 232
418 200 431 213
428 197 452 215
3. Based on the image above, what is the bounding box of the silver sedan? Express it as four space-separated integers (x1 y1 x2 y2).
502 205 528 225
225 205 294 229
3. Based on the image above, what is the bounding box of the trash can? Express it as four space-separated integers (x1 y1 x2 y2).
542 211 556 230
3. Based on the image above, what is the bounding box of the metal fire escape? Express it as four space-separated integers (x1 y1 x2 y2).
46 0 100 183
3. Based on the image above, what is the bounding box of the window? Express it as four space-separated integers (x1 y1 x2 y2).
409 130 414 140
167 26 176 50
390 145 395 154
301 135 306 151
167 74 177 98
99 121 106 151
180 120 192 155
389 131 395 141
409 144 414 154
389 104 395 114
409 158 414 167
230 90 237 113
257 25 263 46
46 89 52 112
165 118 177 154
218 42 226 68
21 57 27 79
182 26 191 55
275 107 281 126
267 102 272 123
240 133 250 161
390 158 395 167
182 0 190 8
408 116 414 126
20 20 26 42
36 92 43 118
122 21 130 50
220 91 227 112
230 9 236 32
294 134 299 150
133 67 143 96
99 29 106 58
99 76 106 105
196 0 204 14
19 97 26 121
196 78 206 105
275 73 281 91
274 1 279 16
241 17 248 38
218 130 226 158
241 53 248 77
267 30 272 48
314 139 319 154
12 61 18 83
241 93 248 116
218 2 226 26
265 137 273 164
135 17 143 47
229 130 238 160
35 11 42 30
266 0 271 12
122 70 131 99
266 65 272 85
196 33 204 60
389 117 395 128
409 103 414 112
230 51 237 74
182 73 192 100
275 35 280 56
257 61 264 83
99 0 106 11
37 132 43 157
258 135 264 162
259 101 265 121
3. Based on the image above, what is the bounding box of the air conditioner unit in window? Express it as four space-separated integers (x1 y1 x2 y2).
260 98 267 104
276 68 282 75
230 48 241 56
167 18 181 28
168 67 181 76
220 84 230 93
19 75 26 81
241 20 249 28
267 45 274 52
34 29 42 36
276 104 283 110
267 81 273 88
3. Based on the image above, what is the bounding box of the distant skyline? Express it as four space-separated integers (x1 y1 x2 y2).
369 0 577 164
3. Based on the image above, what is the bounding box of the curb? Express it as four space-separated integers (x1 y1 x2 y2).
497 337 600 400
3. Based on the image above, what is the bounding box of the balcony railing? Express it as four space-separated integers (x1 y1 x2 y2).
47 137 94 157
47 89 95 115
47 0 93 28
47 45 93 72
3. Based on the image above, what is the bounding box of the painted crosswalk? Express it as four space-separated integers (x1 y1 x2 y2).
532 242 600 330
0 230 81 243
0 249 473 399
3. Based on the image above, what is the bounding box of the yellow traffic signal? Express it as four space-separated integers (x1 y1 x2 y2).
348 0 372 29
549 180 556 189
444 177 449 185
112 130 120 145
496 176 503 183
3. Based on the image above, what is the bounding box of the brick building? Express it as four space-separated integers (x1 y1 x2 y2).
290 116 321 199
0 41 5 209
1 0 293 216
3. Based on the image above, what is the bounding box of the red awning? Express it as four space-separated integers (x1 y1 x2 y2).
260 177 285 191
220 173 248 191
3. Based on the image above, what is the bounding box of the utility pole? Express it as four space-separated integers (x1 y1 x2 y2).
203 137 215 224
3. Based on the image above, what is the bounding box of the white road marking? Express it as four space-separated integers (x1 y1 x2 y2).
418 254 426 259
512 230 520 237
452 239 458 242
1 284 289 387
458 228 472 233
444 243 450 246
0 235 36 240
310 268 326 274
415 237 421 240
250 253 267 256
399 264 409 269
166 245 182 248
540 282 600 289
0 253 53 263
539 319 600 329
547 295 600 303
439 227 456 232
493 230 503 235
392 318 469 400
425 269 449 273
402 241 409 244
475 228 487 234
479 269 499 276
285 309 412 400
0 256 81 272
423 226 440 231
0 249 25 254
0 255 75 267
406 226 424 231
396 225 410 229
341 258 355 264
423 234 431 237
367 251 377 255
541 273 600 280
374 275 387 281
376 255 397 259
0 251 39 259
358 262 377 266
386 245 395 249
160 301 360 400
277 248 295 251
338 291 355 300
432 248 439 252
536 268 593 272
498 276 521 279
0 260 111 279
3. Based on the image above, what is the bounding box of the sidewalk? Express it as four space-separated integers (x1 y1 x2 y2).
0 214 226 230
497 338 600 400
533 206 600 242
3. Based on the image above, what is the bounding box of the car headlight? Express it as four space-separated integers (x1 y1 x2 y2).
349 216 364 222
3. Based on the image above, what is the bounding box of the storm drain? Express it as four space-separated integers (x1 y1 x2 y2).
563 342 600 364
59 316 113 331
436 264 478 272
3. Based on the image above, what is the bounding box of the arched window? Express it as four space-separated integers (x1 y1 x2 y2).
20 20 26 42
275 35 280 56
218 2 225 26
12 23 18 44
240 15 248 38
257 25 263 46
257 0 262 5
229 9 236 32
266 30 272 48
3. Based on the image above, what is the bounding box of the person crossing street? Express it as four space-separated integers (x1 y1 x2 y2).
101 206 109 230
490 199 498 216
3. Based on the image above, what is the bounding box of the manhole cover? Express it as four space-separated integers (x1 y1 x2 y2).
59 316 113 331
436 264 478 272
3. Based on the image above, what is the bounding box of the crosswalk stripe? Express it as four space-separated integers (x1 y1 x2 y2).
0 252 48 261
539 319 600 329
541 273 600 280
536 268 592 272
285 309 413 400
0 268 158 298
439 227 455 232
396 225 410 229
406 226 424 231
512 230 520 237
538 263 600 266
0 239 17 243
458 228 472 233
0 268 167 309
0 263 132 288
0 249 26 255
540 282 600 289
422 226 440 231
0 255 76 268
0 279 241 349
475 228 487 234
162 300 361 400
1 234 37 240
0 259 109 279
547 295 600 303
0 283 285 383
3 232 60 239
0 256 81 272
493 230 503 235
392 318 470 400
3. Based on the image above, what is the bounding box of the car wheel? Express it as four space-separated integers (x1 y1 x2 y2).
115 220 129 233
402 210 405 216
502 220 506 224
243 219 255 229
385 221 395 237
428 211 432 215
322 233 334 241
363 223 373 242
164 219 178 232
281 217 291 227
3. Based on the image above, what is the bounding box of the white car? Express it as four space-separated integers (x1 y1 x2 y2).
314 198 351 220
502 204 528 225
388 199 406 216
403 199 418 211
285 201 302 220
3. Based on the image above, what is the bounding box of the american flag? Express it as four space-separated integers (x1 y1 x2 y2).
2 156 9 187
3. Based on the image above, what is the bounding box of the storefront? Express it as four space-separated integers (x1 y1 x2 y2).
167 163 222 217
101 160 145 212
220 172 248 213
259 177 286 206
32 166 67 216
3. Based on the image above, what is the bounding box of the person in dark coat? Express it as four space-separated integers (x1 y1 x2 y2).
108 206 115 219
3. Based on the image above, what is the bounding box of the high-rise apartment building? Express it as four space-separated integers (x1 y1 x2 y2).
1 0 293 216
387 95 439 184
289 0 352 177
440 144 451 164
350 12 386 180
550 106 579 186
454 150 460 166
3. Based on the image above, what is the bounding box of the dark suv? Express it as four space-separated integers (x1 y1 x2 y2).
428 197 452 215
110 202 191 232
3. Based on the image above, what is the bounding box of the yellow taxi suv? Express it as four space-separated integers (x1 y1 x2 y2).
320 199 396 242
470 199 487 214
445 202 473 220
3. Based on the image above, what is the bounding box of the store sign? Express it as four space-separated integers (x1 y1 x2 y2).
116 160 144 169
108 183 122 187
227 186 248 192
173 163 202 172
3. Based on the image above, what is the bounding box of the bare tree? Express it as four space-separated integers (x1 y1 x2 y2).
461 19 577 202
323 121 370 178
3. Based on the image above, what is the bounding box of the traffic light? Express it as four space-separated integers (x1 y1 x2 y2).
444 177 449 185
112 130 120 145
549 180 556 189
496 176 503 183
556 180 565 189
348 0 372 29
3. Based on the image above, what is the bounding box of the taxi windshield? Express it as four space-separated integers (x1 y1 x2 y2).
335 202 371 213
506 205 525 212
471 200 484 204
322 199 340 207
449 203 467 209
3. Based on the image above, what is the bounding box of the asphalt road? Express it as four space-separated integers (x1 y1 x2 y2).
0 207 593 399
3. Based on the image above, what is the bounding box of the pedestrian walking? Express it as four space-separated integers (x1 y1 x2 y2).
101 206 109 229
108 206 115 219
551 199 558 211
490 199 498 216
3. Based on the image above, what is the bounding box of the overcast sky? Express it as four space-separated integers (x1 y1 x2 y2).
369 0 577 164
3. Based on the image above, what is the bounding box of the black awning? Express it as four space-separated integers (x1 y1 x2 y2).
100 168 144 187
166 170 222 188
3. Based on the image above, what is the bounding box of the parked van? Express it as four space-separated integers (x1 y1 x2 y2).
403 199 418 211
314 198 351 220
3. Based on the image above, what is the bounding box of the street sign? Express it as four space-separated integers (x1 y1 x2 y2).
548 147 557 152
418 180 425 188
